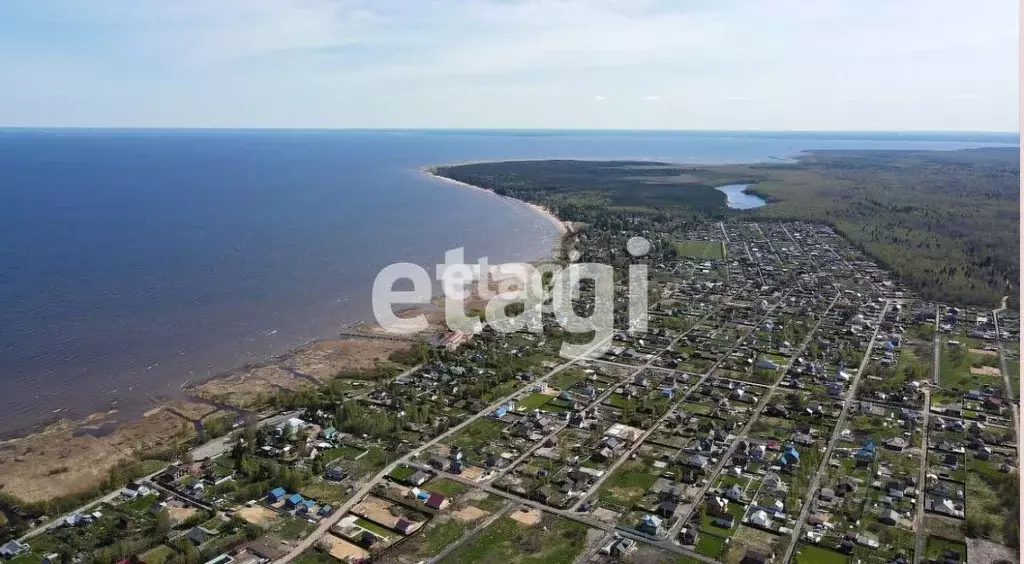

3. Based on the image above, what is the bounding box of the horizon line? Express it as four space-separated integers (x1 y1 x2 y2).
0 126 1018 135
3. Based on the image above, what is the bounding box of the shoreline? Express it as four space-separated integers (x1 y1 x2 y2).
0 163 576 505
421 167 569 237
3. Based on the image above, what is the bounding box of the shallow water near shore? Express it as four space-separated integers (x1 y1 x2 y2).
0 129 1015 435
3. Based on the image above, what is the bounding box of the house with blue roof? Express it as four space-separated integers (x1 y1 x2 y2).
779 446 800 468
267 487 287 502
286 493 304 508
855 439 877 462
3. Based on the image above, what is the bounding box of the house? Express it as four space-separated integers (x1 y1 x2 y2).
725 484 744 502
321 427 339 440
749 510 772 528
879 509 899 526
657 501 678 518
407 470 431 487
428 456 448 470
689 454 709 469
819 488 836 502
680 527 700 546
0 540 30 559
186 526 219 545
41 554 61 564
763 473 787 493
779 446 800 467
267 487 287 503
707 496 729 516
611 537 636 557
856 439 877 461
121 482 152 500
884 437 908 451
712 514 736 529
394 518 416 534
837 477 859 495
325 465 346 481
426 493 449 510
638 514 663 535
286 494 305 508
856 533 880 548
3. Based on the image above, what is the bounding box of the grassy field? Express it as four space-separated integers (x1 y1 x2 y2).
448 418 506 450
426 477 469 496
440 515 589 564
356 517 397 539
925 536 967 562
299 480 347 503
792 544 849 564
518 392 554 410
548 370 586 390
389 466 416 481
139 544 176 564
695 533 727 558
596 459 660 508
417 518 472 557
676 240 726 260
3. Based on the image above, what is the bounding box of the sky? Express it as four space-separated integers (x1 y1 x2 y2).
0 0 1019 130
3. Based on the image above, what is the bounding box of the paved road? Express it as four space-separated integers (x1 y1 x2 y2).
778 300 892 564
273 336 614 563
992 308 1019 436
912 388 932 564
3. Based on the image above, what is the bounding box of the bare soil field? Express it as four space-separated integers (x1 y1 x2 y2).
970 365 1002 377
453 506 488 521
322 532 370 562
236 505 282 528
353 496 408 530
509 507 542 526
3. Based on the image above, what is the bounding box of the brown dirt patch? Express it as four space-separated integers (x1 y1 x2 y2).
509 507 542 526
0 407 190 503
453 506 488 521
236 505 281 528
353 496 410 530
167 504 198 525
322 532 370 561
970 348 999 357
970 365 1002 377
285 338 410 379
460 466 485 480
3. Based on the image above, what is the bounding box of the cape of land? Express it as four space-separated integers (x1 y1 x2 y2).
432 147 1020 308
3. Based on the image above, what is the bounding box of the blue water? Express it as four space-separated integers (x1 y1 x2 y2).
0 129 1017 434
716 184 768 209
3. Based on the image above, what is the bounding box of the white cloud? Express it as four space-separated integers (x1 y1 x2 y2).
0 0 1017 129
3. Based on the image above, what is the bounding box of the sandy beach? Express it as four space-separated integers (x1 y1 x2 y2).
422 168 569 237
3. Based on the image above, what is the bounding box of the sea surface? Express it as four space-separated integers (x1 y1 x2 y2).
715 184 768 209
0 129 1017 435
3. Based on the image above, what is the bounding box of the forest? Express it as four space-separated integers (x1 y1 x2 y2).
434 147 1019 308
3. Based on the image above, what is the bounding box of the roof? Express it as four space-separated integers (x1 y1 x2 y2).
287 493 304 504
426 493 446 506
269 487 287 498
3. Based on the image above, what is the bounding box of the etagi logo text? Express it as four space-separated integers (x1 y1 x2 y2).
371 237 652 359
